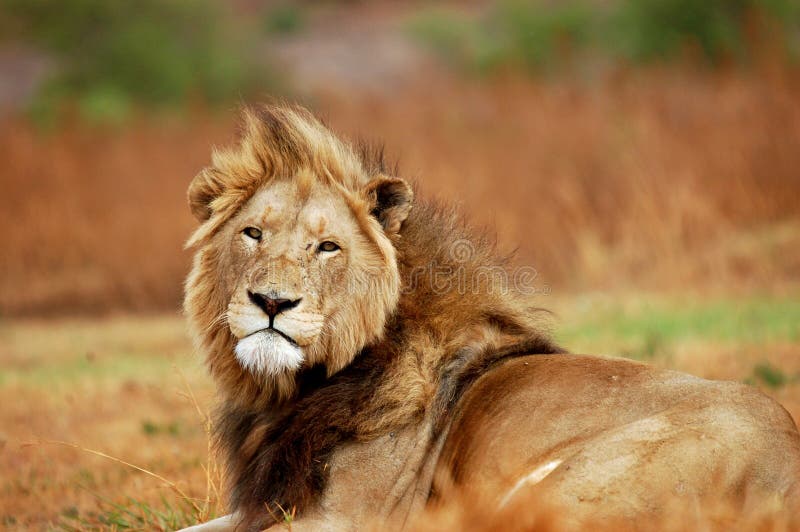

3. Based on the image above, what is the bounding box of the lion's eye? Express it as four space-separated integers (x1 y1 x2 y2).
318 241 340 253
243 227 262 240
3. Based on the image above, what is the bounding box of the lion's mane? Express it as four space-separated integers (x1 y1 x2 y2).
184 105 562 529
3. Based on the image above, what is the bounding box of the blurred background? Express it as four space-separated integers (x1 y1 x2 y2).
1 0 799 529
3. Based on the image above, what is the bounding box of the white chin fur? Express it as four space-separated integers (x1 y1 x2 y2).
234 331 304 376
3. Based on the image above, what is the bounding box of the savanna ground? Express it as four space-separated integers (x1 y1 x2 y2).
3 295 800 530
2 1 800 530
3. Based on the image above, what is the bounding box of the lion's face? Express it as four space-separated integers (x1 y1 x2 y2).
217 175 390 376
185 104 413 400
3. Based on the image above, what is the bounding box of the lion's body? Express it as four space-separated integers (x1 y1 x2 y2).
181 104 800 531
436 355 800 526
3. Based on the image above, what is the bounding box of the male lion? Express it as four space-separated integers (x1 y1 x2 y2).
182 104 800 531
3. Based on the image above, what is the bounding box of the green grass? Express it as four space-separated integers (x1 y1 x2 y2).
0 314 205 388
263 3 306 35
57 494 201 531
142 419 182 437
408 0 800 76
0 353 189 388
3 298 797 387
554 295 800 359
746 361 798 390
0 0 275 125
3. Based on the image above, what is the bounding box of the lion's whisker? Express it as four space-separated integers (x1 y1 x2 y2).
203 311 229 334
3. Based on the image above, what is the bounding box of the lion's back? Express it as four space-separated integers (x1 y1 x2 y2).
432 354 800 522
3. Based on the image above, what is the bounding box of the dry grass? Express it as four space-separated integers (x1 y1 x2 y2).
1 294 799 529
0 114 226 315
1 54 800 529
322 67 800 293
0 314 219 529
1 66 799 316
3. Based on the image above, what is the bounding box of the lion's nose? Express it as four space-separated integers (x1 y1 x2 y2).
248 292 301 319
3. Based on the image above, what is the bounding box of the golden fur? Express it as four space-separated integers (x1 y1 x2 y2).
182 104 800 531
185 105 411 405
184 104 558 528
184 104 551 408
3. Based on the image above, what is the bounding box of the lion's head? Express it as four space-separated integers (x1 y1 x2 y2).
184 105 412 403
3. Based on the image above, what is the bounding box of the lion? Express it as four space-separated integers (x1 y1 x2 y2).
181 104 800 531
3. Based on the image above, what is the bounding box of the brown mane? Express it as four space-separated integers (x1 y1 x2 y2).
215 199 562 528
184 105 561 529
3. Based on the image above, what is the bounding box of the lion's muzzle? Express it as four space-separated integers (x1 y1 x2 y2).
227 286 325 377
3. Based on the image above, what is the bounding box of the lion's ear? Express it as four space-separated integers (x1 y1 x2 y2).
364 176 413 234
188 167 226 221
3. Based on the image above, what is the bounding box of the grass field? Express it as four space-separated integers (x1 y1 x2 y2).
2 68 799 530
2 2 799 529
2 293 799 530
0 314 216 530
3 67 800 316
